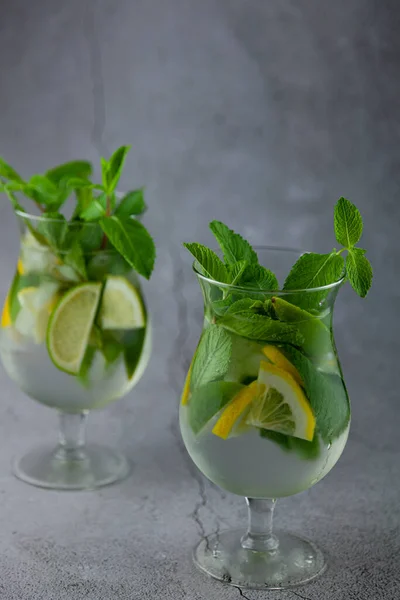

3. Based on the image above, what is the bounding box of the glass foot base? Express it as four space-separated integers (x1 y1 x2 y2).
13 444 130 490
193 529 326 590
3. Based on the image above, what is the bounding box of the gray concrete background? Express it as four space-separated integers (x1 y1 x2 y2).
0 1 399 598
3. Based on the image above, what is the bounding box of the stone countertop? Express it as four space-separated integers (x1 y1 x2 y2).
0 1 399 598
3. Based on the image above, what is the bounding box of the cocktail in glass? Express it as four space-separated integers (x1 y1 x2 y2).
180 248 350 589
0 212 151 489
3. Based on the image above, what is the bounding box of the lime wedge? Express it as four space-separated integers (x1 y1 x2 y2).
47 283 102 375
99 276 145 330
246 361 315 441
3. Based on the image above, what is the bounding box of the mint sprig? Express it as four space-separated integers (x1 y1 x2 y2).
183 197 372 341
209 220 258 265
283 197 372 300
334 198 372 297
0 147 155 280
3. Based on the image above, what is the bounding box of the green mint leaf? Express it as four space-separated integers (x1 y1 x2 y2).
0 157 23 182
102 340 123 365
100 216 155 279
280 345 350 443
106 145 131 192
191 325 232 389
1 184 25 212
218 312 304 345
346 247 373 298
120 329 146 378
37 212 68 250
1 180 24 192
228 260 248 286
96 330 124 366
183 243 229 283
209 220 258 265
78 224 103 253
225 298 264 315
212 297 234 316
100 157 109 189
78 346 96 387
62 178 99 190
188 381 243 434
87 252 131 280
240 264 278 291
25 175 62 209
284 252 344 290
80 194 107 221
115 189 146 218
46 160 92 184
64 240 87 280
334 197 363 249
271 296 331 358
259 429 321 460
73 187 93 218
283 251 344 309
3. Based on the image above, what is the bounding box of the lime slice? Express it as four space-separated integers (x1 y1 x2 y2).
246 361 315 441
99 276 145 330
212 381 260 439
47 283 102 375
262 345 303 387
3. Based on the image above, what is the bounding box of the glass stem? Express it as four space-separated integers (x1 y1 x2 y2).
241 498 279 552
56 412 88 461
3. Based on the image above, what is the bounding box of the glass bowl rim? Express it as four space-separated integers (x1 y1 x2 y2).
15 209 103 225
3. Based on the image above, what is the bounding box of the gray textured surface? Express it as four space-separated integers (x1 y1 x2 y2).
0 1 399 598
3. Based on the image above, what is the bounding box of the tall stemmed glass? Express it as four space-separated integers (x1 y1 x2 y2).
180 248 350 589
0 212 151 490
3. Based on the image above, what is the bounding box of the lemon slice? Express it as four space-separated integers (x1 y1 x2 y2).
181 359 194 406
99 276 145 330
1 260 26 328
47 283 102 375
262 345 303 387
1 294 11 328
212 381 261 439
246 361 315 441
15 282 60 342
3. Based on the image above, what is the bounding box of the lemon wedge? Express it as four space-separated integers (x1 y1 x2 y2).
246 361 315 441
15 282 60 342
1 294 11 328
181 359 194 406
212 381 261 439
262 345 303 387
